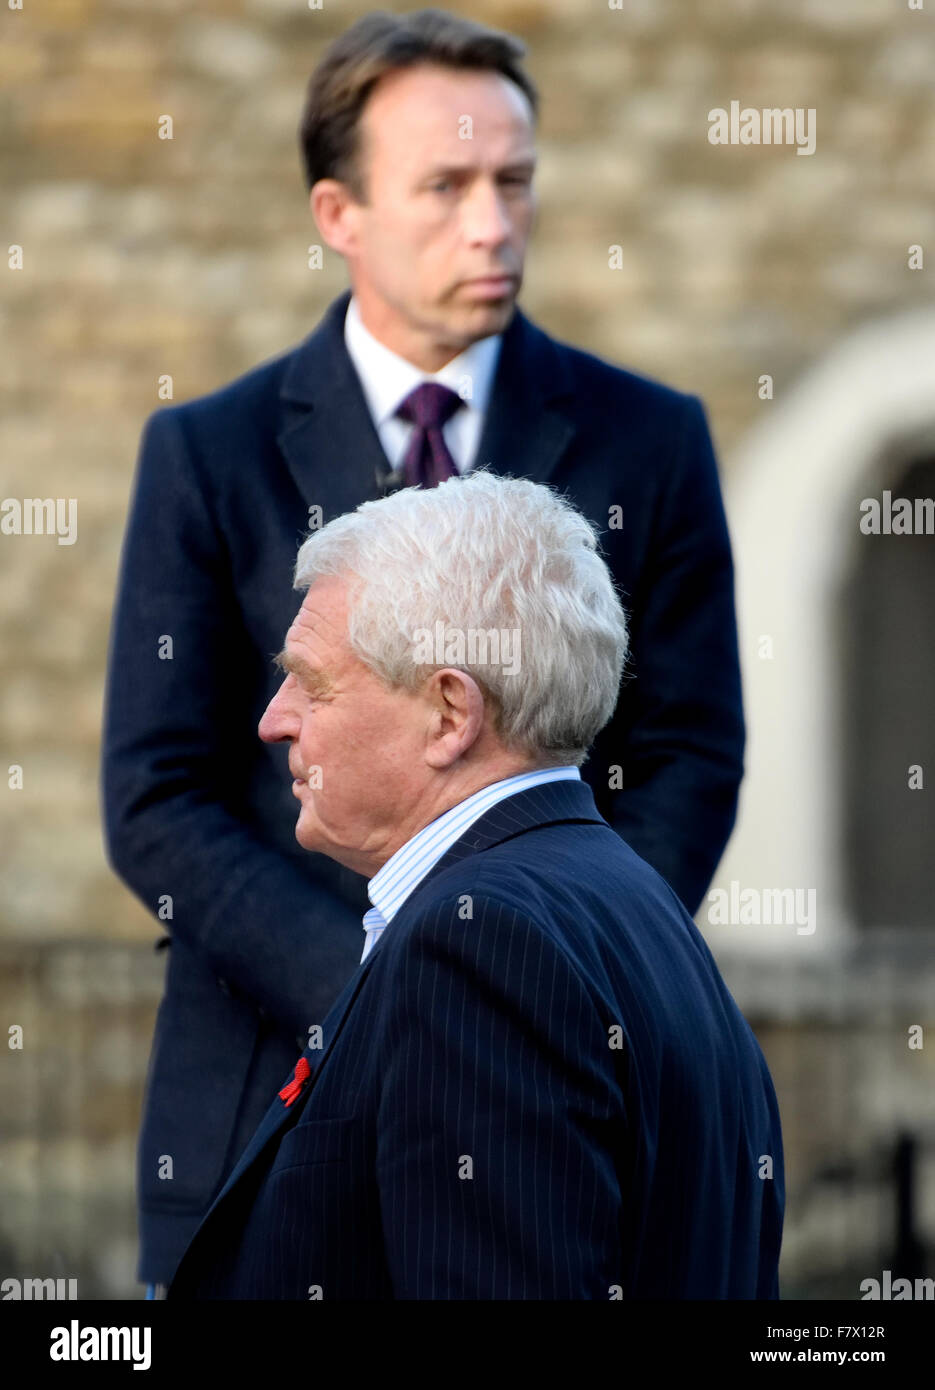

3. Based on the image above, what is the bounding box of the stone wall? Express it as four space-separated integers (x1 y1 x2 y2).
2 0 934 1297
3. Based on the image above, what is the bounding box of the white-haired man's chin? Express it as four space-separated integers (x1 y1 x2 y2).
294 816 325 855
295 816 351 868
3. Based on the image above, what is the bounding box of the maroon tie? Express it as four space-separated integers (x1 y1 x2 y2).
395 382 463 488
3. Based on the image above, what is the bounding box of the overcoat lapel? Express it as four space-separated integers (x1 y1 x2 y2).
196 947 379 1214
274 289 579 518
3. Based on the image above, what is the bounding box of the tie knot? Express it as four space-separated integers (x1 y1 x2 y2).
395 381 463 430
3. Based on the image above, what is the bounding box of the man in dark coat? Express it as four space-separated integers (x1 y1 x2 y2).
166 472 781 1299
101 9 745 1293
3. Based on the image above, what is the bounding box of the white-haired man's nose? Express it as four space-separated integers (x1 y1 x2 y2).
258 684 293 743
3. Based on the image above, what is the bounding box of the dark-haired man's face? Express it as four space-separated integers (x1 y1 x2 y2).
312 62 538 372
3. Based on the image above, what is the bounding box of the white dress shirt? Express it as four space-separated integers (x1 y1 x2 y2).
359 765 582 963
343 292 503 475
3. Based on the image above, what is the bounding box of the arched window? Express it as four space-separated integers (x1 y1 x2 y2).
840 443 935 931
706 312 935 960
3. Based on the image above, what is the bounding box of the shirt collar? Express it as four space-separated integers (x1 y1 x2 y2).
344 291 502 428
366 766 582 927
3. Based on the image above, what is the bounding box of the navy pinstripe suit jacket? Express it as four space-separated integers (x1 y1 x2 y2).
166 778 784 1300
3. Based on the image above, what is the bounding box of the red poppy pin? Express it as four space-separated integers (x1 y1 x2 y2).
278 1056 311 1107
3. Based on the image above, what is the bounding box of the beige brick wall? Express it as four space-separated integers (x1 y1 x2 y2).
2 1 933 1296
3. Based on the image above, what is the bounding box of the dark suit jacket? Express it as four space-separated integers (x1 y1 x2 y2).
101 289 745 1282
166 779 782 1300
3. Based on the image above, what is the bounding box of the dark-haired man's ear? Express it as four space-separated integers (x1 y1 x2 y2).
310 179 361 257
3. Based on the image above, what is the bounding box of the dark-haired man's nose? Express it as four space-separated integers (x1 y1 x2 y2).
462 180 513 248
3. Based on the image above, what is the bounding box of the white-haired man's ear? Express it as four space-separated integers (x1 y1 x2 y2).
422 668 488 769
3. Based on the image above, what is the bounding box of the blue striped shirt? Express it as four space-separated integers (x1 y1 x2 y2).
359 765 582 962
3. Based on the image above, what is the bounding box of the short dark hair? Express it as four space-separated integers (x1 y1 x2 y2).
298 8 539 202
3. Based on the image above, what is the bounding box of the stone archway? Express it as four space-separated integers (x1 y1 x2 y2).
704 311 935 958
840 444 935 932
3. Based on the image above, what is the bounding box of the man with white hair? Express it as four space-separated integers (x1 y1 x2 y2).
167 471 784 1301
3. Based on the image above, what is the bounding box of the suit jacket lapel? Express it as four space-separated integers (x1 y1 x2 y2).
218 783 603 1197
175 779 607 1281
275 289 579 515
208 786 601 1188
